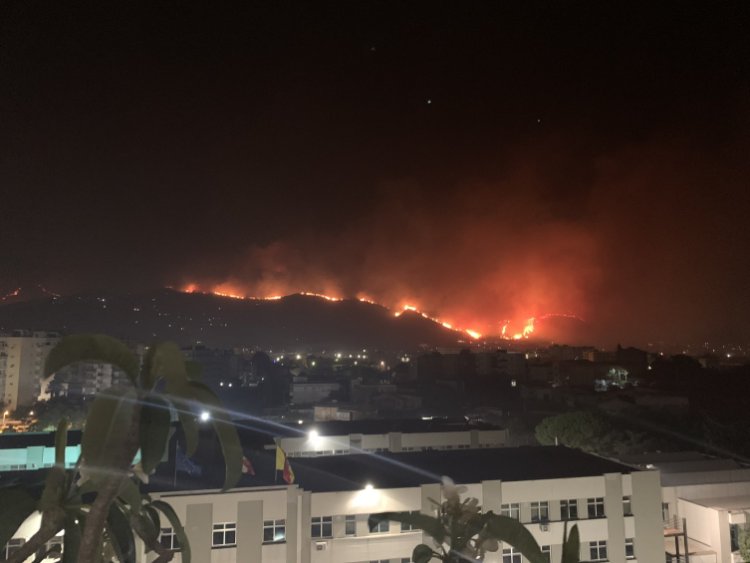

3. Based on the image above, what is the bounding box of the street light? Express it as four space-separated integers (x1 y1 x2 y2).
199 410 211 422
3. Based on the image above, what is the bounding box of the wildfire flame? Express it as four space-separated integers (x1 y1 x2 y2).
174 283 583 342
177 284 484 340
1 287 21 301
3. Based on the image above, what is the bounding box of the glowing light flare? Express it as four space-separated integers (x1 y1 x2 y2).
465 329 482 340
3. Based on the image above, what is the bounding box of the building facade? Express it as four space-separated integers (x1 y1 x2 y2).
0 331 60 411
143 468 663 563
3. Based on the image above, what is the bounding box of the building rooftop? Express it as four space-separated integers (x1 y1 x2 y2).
0 430 82 449
234 416 502 447
686 495 750 512
152 445 636 493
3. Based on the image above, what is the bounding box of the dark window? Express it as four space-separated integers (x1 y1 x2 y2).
531 501 549 523
626 538 635 559
500 503 520 520
587 498 605 518
159 527 180 550
561 499 578 520
311 516 332 538
345 514 357 535
212 522 236 547
589 540 607 561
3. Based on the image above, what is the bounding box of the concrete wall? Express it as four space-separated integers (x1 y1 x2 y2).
678 499 731 563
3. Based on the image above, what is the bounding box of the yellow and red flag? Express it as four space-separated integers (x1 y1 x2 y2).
275 445 295 484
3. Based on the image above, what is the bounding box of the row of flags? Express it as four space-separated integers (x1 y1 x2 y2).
176 442 294 485
240 445 295 484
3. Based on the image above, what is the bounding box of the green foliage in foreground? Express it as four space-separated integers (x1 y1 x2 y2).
0 334 242 563
369 480 582 563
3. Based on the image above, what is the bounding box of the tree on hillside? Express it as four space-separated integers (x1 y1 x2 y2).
535 410 659 457
0 334 242 563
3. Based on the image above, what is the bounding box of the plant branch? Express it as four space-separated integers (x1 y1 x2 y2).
130 511 175 563
77 405 142 563
4 508 65 563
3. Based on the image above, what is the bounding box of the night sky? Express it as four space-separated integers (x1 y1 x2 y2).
1 2 749 346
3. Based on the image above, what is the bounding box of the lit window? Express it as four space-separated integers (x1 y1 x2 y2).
159 527 180 550
589 540 607 561
502 547 522 563
530 501 549 523
541 545 551 563
500 503 520 520
263 519 286 543
372 519 390 533
345 514 357 535
311 516 332 538
625 538 635 559
623 496 632 516
212 522 236 547
587 497 605 518
561 499 578 520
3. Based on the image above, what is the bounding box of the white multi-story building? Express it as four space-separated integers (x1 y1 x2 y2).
0 331 60 411
4 444 665 562
625 451 750 563
142 446 663 563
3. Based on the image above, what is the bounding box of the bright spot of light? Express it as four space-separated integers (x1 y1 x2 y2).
309 429 319 441
199 411 211 422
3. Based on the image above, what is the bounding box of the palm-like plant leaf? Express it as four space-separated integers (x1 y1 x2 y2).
412 543 435 563
44 334 139 386
176 381 243 489
483 513 546 563
107 503 136 563
150 500 190 563
81 386 138 472
138 396 171 473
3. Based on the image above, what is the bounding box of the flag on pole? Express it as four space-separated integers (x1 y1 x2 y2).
241 455 255 476
275 445 295 484
275 445 286 471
